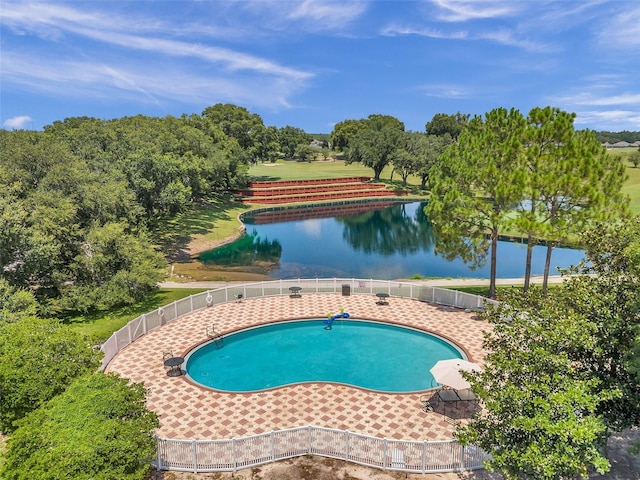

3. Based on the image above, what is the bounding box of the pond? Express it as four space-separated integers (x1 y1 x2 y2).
198 201 586 280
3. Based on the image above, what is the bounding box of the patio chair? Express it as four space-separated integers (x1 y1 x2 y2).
456 388 478 404
419 394 434 413
162 351 173 372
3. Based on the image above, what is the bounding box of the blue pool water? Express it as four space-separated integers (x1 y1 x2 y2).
185 320 464 392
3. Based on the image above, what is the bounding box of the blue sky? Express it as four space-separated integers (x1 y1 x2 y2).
2 1 639 133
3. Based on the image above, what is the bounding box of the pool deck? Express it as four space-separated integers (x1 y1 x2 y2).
105 293 490 442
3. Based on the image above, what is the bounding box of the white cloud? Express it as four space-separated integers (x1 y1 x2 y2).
418 84 473 99
287 0 368 30
381 23 551 53
553 92 640 107
1 52 304 110
596 6 640 49
3 115 32 129
574 110 640 129
430 0 518 22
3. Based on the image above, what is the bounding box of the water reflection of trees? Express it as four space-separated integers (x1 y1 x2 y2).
338 203 436 256
198 230 282 266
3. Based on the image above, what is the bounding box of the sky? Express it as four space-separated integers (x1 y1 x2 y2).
1 1 640 134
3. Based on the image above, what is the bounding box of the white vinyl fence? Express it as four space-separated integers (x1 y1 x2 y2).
101 278 495 370
100 278 495 474
155 425 490 474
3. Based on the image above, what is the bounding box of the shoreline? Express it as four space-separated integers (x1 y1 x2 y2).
160 275 566 289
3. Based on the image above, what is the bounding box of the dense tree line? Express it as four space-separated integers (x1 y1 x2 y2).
595 130 640 143
0 104 322 315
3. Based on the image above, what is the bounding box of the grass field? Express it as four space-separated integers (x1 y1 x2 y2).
248 158 425 189
66 288 206 342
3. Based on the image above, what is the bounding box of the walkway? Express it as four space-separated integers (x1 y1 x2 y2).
105 293 489 442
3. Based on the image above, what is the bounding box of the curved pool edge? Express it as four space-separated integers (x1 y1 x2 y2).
182 317 470 394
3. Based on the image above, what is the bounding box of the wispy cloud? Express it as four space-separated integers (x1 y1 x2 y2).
0 1 312 109
3 115 32 129
573 110 640 129
555 92 640 107
596 6 640 49
418 84 474 99
1 52 303 109
381 23 551 53
429 0 519 22
232 0 367 32
287 0 368 30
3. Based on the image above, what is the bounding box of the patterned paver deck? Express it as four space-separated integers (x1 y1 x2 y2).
105 293 490 442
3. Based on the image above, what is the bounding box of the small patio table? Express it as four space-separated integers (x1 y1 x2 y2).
163 356 184 377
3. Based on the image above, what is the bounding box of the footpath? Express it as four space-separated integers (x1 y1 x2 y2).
160 275 566 290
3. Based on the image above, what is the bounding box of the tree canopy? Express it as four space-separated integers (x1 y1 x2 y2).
0 110 256 314
345 114 405 181
458 217 640 479
426 106 629 298
0 316 101 433
426 107 527 298
425 112 469 138
1 373 159 480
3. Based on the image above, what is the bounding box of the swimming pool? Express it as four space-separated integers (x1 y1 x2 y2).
185 319 464 392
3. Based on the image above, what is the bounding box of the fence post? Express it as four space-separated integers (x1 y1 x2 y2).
155 436 162 471
190 295 193 313
232 438 237 472
270 431 275 462
422 440 427 474
308 425 312 454
344 430 350 461
174 300 178 319
383 438 388 468
192 439 198 473
128 320 134 344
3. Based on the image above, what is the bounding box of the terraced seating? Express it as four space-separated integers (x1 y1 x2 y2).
236 178 410 204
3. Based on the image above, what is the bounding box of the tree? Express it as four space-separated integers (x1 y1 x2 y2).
569 218 640 432
1 372 159 480
0 279 37 324
517 107 628 293
426 108 527 299
329 119 364 152
457 287 612 479
391 131 426 186
630 150 640 168
294 143 315 162
414 133 451 189
425 112 469 139
59 222 166 313
0 316 101 433
278 126 312 160
201 103 265 151
458 218 640 477
346 114 405 181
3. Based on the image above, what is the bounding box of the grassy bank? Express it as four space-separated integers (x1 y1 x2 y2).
65 288 207 342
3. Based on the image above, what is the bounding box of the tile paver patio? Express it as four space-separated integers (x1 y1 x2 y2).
105 293 490 442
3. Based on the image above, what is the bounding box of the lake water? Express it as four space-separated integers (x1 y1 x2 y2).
199 201 586 279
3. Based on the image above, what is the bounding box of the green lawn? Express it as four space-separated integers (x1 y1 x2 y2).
248 158 425 191
65 288 206 342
